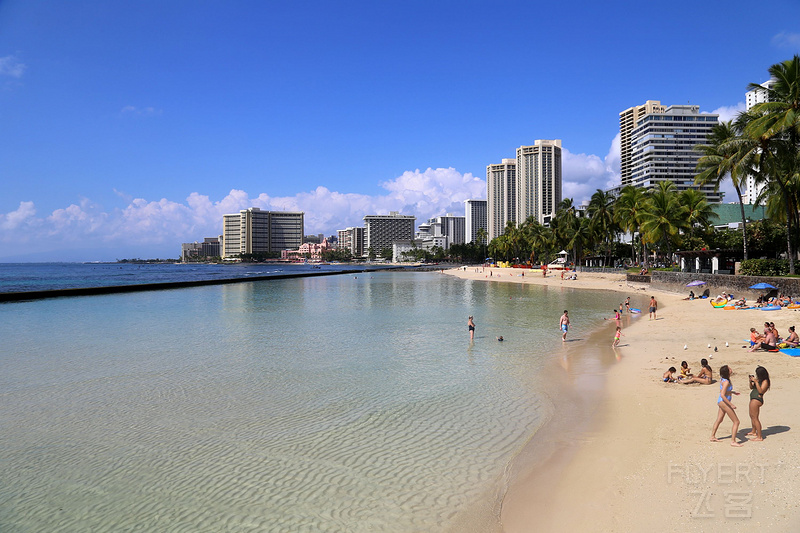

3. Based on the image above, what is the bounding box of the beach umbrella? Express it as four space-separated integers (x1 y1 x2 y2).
686 280 706 286
749 282 778 290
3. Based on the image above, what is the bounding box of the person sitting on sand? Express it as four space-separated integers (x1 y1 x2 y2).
711 365 743 447
663 367 678 382
680 361 692 379
681 359 713 384
785 326 799 347
686 290 695 300
749 325 777 352
749 328 764 348
770 322 780 342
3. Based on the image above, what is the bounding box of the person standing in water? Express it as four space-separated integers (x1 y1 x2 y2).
649 296 658 320
468 316 476 341
559 310 570 342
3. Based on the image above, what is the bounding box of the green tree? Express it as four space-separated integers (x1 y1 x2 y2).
614 185 649 265
743 55 800 273
639 181 688 264
587 189 616 267
694 120 753 259
678 189 717 241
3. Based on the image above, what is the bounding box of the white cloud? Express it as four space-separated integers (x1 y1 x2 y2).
0 55 26 78
0 201 37 231
1 156 627 259
561 134 621 205
711 102 745 123
120 105 162 117
771 31 800 49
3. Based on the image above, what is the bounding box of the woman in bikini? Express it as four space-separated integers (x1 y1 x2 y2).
468 316 476 341
711 365 743 446
746 366 770 441
680 358 712 384
786 326 799 347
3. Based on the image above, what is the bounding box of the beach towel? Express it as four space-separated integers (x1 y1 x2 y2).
780 348 800 357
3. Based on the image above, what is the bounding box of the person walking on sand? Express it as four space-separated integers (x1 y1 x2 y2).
746 366 770 441
711 365 743 447
559 310 570 342
468 316 476 341
649 296 658 320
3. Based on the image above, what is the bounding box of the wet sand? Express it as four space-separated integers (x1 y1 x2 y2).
444 266 800 532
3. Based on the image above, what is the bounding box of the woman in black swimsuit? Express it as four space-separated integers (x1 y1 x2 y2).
468 316 475 341
747 366 770 441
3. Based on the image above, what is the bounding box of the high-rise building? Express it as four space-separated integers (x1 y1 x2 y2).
221 208 304 259
746 79 776 110
624 104 721 203
337 226 364 257
417 214 465 250
486 158 516 240
516 139 562 225
619 100 667 187
464 199 487 244
364 212 415 254
743 79 776 204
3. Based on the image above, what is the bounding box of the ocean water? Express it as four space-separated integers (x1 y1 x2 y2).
0 270 619 532
0 262 394 293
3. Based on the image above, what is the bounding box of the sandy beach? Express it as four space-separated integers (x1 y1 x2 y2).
444 266 800 532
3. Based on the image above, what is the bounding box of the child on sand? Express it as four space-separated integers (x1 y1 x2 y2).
711 365 743 447
612 326 623 347
680 361 692 379
663 367 677 382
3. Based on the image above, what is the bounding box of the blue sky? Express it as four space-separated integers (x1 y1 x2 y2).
1 0 799 261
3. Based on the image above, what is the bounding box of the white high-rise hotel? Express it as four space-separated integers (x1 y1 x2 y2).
486 140 561 240
619 101 721 203
742 79 776 204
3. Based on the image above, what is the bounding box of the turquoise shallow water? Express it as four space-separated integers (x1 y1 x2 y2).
0 271 619 532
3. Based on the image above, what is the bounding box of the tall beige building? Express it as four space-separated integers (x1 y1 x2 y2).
221 208 304 259
486 158 516 240
516 139 562 225
619 100 666 187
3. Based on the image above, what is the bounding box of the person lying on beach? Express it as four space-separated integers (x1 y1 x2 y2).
680 361 692 379
680 359 713 384
711 365 743 447
733 297 747 307
663 367 678 382
784 326 799 347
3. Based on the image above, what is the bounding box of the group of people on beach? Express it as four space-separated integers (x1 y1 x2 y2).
748 322 799 351
664 358 771 445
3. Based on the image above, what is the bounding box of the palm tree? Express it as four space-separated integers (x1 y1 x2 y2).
744 55 800 273
587 189 616 267
476 227 488 261
552 198 580 263
694 120 752 259
614 185 648 265
678 189 717 241
639 181 688 265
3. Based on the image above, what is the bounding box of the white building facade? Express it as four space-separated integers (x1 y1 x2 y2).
464 199 487 244
516 139 562 225
628 105 722 203
486 158 516 240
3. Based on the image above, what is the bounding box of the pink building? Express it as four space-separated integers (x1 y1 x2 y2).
282 238 333 261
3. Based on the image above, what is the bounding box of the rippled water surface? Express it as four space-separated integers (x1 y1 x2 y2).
0 271 616 531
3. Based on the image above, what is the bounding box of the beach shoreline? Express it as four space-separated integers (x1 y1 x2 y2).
443 266 800 532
